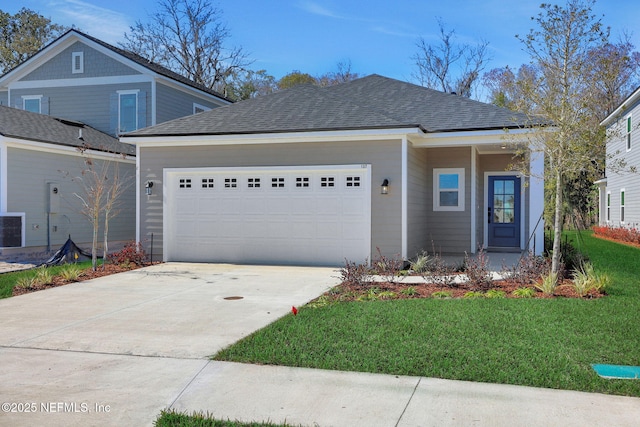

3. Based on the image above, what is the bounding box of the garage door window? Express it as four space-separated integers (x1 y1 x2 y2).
321 177 335 188
346 176 361 187
179 178 192 189
248 178 261 188
202 178 214 188
271 177 285 188
224 178 237 188
296 177 310 188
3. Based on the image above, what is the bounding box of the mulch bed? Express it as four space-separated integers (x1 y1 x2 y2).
327 277 604 301
11 264 146 297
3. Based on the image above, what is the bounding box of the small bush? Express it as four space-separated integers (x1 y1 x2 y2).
108 241 147 266
463 291 484 299
431 290 453 299
464 248 492 290
372 247 404 283
34 267 54 285
485 289 506 299
59 265 83 282
536 271 558 295
15 276 36 290
502 251 550 286
339 259 372 288
512 287 536 298
401 286 418 296
593 225 640 245
409 251 432 274
423 254 458 287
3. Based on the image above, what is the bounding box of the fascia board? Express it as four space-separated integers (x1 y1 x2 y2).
123 128 423 147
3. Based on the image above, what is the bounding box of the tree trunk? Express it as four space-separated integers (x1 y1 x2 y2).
551 169 563 277
92 220 98 271
103 213 109 270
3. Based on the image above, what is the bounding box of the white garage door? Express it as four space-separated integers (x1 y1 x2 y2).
164 165 371 266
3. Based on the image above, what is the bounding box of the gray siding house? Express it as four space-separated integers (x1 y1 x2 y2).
0 29 230 137
0 106 135 255
598 86 640 227
123 75 545 266
0 29 230 256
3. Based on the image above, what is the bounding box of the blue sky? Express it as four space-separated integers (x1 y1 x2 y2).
3 0 640 83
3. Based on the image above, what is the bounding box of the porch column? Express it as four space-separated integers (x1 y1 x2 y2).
529 148 544 255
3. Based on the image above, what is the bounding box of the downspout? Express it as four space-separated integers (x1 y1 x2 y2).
401 136 408 260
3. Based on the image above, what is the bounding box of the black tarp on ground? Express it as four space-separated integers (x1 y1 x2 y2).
41 236 93 266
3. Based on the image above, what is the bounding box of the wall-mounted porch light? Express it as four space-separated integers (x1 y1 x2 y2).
145 181 154 195
381 179 389 195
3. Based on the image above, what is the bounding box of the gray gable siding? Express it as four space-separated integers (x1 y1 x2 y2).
156 83 223 124
138 139 403 261
406 143 429 257
605 98 640 227
11 82 151 137
7 147 135 248
21 42 142 81
0 90 7 106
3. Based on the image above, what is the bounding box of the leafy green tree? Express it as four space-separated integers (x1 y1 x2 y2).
278 71 317 90
0 8 67 73
223 69 277 101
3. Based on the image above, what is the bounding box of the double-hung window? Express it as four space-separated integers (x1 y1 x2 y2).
433 168 465 211
118 90 138 133
621 189 626 223
606 191 611 222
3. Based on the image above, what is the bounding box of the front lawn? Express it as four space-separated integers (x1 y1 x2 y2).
213 231 640 397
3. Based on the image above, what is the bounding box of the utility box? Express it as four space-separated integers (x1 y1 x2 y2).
48 182 60 213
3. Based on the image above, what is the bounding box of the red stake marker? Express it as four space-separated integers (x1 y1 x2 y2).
291 306 298 316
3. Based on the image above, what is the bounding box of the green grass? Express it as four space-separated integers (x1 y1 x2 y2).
0 261 95 299
214 231 640 397
154 410 297 426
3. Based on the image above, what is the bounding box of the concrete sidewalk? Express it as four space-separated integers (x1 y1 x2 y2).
1 262 639 426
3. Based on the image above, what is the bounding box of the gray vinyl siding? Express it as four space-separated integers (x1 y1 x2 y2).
11 83 151 137
425 147 471 253
0 90 7 106
6 147 135 249
605 102 640 227
156 83 225 124
406 142 429 258
139 139 403 262
21 42 141 81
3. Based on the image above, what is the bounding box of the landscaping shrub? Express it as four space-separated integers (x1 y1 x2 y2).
592 225 640 245
107 241 147 266
338 259 372 288
502 250 550 286
371 247 404 283
463 247 492 290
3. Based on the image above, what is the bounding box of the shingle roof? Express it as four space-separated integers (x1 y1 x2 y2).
0 106 135 155
126 74 531 138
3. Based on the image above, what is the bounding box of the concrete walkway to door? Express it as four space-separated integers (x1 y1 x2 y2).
1 262 639 427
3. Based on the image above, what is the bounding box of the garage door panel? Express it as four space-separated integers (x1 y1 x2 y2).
165 165 371 266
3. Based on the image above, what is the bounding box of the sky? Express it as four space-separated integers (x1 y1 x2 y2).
2 0 640 86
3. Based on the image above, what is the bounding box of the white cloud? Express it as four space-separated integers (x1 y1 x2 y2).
46 0 131 43
296 1 344 19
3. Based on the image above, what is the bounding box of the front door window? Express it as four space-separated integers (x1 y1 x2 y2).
488 175 520 248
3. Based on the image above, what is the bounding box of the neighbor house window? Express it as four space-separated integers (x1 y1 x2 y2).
621 189 626 223
22 96 41 113
626 116 632 151
118 90 138 133
606 191 611 222
434 168 465 211
72 51 84 74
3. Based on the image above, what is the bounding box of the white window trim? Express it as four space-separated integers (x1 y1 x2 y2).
22 95 42 113
193 103 211 114
606 191 611 223
626 114 632 152
620 188 626 223
72 51 84 74
433 168 465 211
117 90 139 133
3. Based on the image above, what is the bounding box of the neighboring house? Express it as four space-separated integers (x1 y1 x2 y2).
0 106 135 255
0 29 231 137
598 86 640 227
0 28 231 257
122 75 545 266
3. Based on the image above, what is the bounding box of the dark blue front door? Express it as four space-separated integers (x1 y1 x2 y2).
488 176 521 248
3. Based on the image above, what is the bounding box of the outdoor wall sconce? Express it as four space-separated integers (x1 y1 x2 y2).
381 179 389 195
145 181 154 195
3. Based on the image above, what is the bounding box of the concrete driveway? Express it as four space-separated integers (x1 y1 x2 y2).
0 263 338 426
